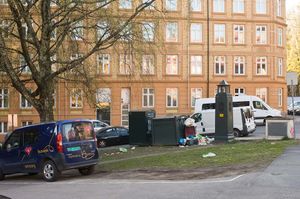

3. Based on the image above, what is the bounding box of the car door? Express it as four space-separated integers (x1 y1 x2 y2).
252 100 268 122
116 128 129 145
105 128 119 146
2 130 23 173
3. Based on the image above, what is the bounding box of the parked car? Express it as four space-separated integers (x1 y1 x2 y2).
287 101 300 115
0 119 99 182
96 126 129 148
91 120 110 132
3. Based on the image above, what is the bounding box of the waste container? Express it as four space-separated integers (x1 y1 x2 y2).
129 110 155 145
266 117 294 138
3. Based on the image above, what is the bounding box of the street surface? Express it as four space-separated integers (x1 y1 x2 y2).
0 116 300 199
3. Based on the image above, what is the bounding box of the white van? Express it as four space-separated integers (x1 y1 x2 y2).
192 97 256 137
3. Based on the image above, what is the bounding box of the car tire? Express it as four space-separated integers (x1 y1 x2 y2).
233 129 241 137
0 169 5 181
98 140 106 148
41 160 60 182
78 165 95 176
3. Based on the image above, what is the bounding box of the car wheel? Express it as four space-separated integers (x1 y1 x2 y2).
41 160 60 182
78 165 95 176
233 129 241 137
98 140 106 148
0 169 5 181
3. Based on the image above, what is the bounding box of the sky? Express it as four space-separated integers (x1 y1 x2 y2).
286 0 300 12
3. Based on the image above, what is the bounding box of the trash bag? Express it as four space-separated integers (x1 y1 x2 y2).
184 118 196 127
202 152 216 158
119 147 128 153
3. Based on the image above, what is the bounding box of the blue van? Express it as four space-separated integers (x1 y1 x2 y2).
0 119 99 182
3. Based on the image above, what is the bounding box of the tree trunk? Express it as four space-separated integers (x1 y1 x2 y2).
36 82 56 123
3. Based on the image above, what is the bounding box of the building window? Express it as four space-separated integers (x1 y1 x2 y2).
256 57 267 75
143 0 156 9
166 88 178 107
190 0 201 11
234 88 245 96
214 24 225 43
0 122 7 133
0 88 8 108
120 22 132 41
256 88 267 102
278 88 282 107
278 57 283 76
97 54 110 75
22 121 33 126
119 0 132 9
96 88 111 107
277 0 282 17
71 21 83 40
142 88 154 107
142 22 155 42
97 21 110 40
214 56 226 75
0 20 9 38
97 0 109 8
191 88 202 107
21 23 29 39
190 55 202 75
256 0 266 14
166 0 177 11
119 54 132 74
190 23 202 43
0 0 8 4
166 55 178 75
234 56 245 75
256 25 267 44
142 55 155 75
70 54 83 70
233 25 244 44
20 55 31 73
233 0 244 13
70 89 83 108
50 20 56 40
166 22 178 42
20 94 32 108
213 0 225 12
277 28 283 47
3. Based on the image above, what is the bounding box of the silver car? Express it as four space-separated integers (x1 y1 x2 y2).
287 101 300 115
92 120 110 132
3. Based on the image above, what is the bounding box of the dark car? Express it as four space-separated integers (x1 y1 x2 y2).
96 126 129 148
0 119 99 182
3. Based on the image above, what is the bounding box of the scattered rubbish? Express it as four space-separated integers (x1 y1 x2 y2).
119 147 128 153
131 146 136 150
202 152 216 158
271 142 276 145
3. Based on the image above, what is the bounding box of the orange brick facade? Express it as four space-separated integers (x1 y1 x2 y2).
0 0 287 131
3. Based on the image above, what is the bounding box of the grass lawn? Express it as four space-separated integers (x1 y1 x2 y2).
97 140 299 171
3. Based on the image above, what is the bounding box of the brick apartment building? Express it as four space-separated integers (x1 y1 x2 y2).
0 0 287 131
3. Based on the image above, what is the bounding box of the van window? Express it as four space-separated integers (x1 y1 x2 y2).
233 101 249 107
202 103 215 110
253 101 268 110
4 131 22 150
23 129 39 146
62 122 94 142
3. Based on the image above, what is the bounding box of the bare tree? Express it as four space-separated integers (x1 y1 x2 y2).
0 0 158 122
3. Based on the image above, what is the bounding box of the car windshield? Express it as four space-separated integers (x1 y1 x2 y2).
62 122 94 142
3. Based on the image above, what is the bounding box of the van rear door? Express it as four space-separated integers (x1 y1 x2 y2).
61 121 97 164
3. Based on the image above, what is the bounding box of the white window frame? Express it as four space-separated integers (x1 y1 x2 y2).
142 22 155 42
0 122 7 133
71 21 83 40
20 55 31 74
234 88 245 96
234 56 245 75
256 88 267 102
97 21 110 40
22 121 33 127
190 0 201 11
50 20 57 40
166 0 177 11
0 0 8 5
233 24 244 44
233 0 244 13
166 22 178 42
143 0 156 9
214 24 225 43
277 0 282 17
119 54 132 74
256 0 267 14
278 88 282 107
190 23 202 43
142 55 155 75
166 55 178 75
277 28 283 47
256 25 267 44
142 88 155 108
97 0 109 8
119 0 132 9
0 20 9 38
191 88 202 107
0 88 8 108
166 88 178 108
256 57 267 75
214 56 226 75
20 93 32 109
190 55 202 75
278 57 283 76
97 54 110 75
70 88 83 108
213 0 225 12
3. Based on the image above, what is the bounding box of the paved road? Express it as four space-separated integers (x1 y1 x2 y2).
1 144 300 199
